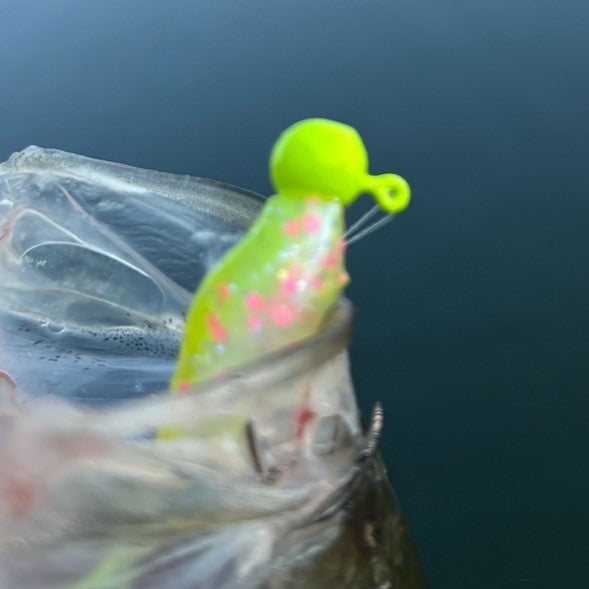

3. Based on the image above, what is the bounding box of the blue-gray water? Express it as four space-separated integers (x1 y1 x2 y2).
1 1 587 587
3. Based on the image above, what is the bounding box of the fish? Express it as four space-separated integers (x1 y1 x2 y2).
0 140 425 588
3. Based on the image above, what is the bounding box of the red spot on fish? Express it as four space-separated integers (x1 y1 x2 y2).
4 476 36 518
217 283 231 301
269 303 295 327
0 370 16 392
206 312 227 342
295 387 317 439
337 271 350 286
295 406 316 438
284 218 302 238
337 237 346 252
303 213 321 234
245 292 265 311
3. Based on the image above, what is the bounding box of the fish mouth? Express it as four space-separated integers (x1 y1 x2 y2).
0 147 365 509
0 148 419 589
0 297 370 587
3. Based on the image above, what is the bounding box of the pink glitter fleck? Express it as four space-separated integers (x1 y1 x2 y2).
337 237 346 252
284 218 302 238
269 303 295 327
177 380 191 394
245 292 265 311
217 283 231 301
206 312 227 342
310 275 323 291
247 315 262 332
303 213 321 234
282 275 299 294
322 252 339 268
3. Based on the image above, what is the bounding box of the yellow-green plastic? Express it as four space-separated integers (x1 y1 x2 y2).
171 118 411 391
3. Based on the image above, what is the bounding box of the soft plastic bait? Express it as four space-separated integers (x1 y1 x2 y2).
172 118 411 390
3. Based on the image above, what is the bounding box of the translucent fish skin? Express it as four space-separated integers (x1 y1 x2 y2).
174 195 348 388
0 147 254 403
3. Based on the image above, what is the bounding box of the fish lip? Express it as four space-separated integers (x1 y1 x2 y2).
292 403 384 527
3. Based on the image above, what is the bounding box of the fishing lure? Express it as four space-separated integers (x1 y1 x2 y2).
171 118 410 390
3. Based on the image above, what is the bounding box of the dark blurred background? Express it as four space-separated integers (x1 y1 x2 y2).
1 1 587 587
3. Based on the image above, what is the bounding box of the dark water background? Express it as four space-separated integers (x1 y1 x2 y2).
1 1 587 587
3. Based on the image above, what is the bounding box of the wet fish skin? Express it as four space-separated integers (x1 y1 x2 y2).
0 148 426 588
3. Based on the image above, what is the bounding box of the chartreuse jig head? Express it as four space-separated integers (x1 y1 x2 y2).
170 118 411 391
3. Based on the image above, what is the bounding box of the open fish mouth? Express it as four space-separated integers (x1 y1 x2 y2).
0 148 424 588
